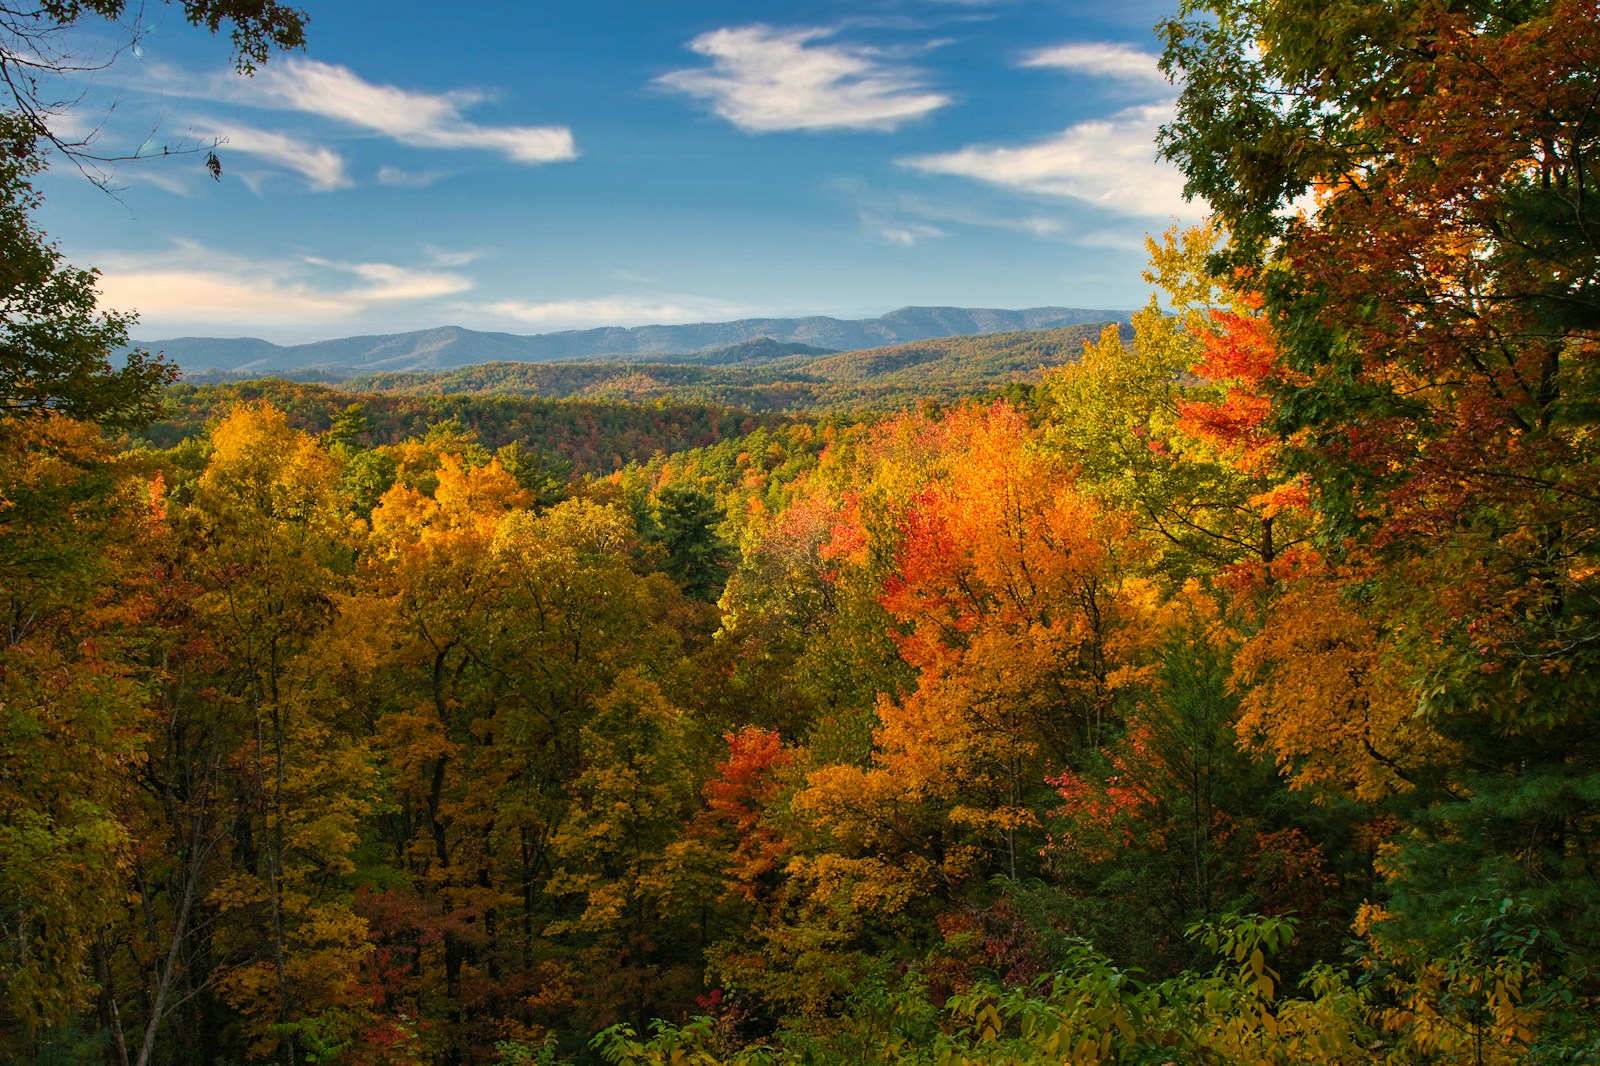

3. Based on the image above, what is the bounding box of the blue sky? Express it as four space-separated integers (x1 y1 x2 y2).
34 0 1200 343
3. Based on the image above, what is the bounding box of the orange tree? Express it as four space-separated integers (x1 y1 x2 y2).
1161 0 1600 1016
714 403 1163 1020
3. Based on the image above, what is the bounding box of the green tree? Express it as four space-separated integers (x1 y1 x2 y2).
1042 223 1313 583
1 0 308 428
497 439 573 510
0 120 173 429
654 484 731 602
325 402 372 451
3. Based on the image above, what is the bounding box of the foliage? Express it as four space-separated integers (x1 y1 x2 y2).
1041 223 1310 581
0 119 174 428
652 486 732 601
4 3 1600 1057
595 915 1377 1066
142 378 789 476
1161 0 1600 994
0 414 149 1044
327 324 1117 414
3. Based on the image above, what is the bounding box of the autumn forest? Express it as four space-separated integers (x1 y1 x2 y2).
5 0 1600 1064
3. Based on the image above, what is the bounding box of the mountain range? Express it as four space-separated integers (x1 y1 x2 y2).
136 306 1131 374
324 323 1126 415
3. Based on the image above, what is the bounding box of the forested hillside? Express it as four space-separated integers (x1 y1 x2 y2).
141 379 798 474
331 324 1116 413
140 308 1127 374
3 0 1599 1064
143 325 1104 479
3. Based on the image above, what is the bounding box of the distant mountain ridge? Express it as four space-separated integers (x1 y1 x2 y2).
137 306 1131 374
147 325 1124 454
325 323 1125 414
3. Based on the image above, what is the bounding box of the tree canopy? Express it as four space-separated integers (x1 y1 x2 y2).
2 0 1598 1063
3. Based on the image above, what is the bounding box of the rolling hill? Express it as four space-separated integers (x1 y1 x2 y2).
138 306 1130 374
334 322 1127 413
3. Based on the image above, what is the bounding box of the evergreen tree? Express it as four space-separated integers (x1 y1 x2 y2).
655 484 731 601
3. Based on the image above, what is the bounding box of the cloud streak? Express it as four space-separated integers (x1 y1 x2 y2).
1020 42 1170 89
833 178 1068 241
94 242 474 331
657 25 951 132
204 123 352 190
901 103 1201 220
143 58 577 169
861 214 947 246
481 295 743 327
249 58 578 163
376 164 444 187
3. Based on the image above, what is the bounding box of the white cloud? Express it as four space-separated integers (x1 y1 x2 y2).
900 103 1201 220
206 123 351 190
657 25 951 132
303 258 473 301
376 164 443 187
421 246 482 269
861 214 946 246
250 58 577 163
1020 42 1170 89
94 242 473 331
480 296 743 327
142 58 577 166
104 270 356 323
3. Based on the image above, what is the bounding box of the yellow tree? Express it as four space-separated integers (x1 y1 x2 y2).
357 452 701 1055
0 414 151 1055
545 671 700 1030
122 402 374 1066
356 447 527 1053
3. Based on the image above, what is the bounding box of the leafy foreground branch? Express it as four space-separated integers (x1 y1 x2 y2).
585 912 1595 1066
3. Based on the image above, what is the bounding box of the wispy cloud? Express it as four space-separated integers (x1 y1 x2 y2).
124 167 196 197
657 25 951 132
834 178 1067 241
862 214 947 246
1020 42 1170 89
480 295 742 327
901 103 1200 220
376 164 444 187
612 269 663 285
421 246 482 269
302 257 473 301
95 242 473 331
204 122 351 190
144 58 577 166
248 58 578 163
40 110 97 143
